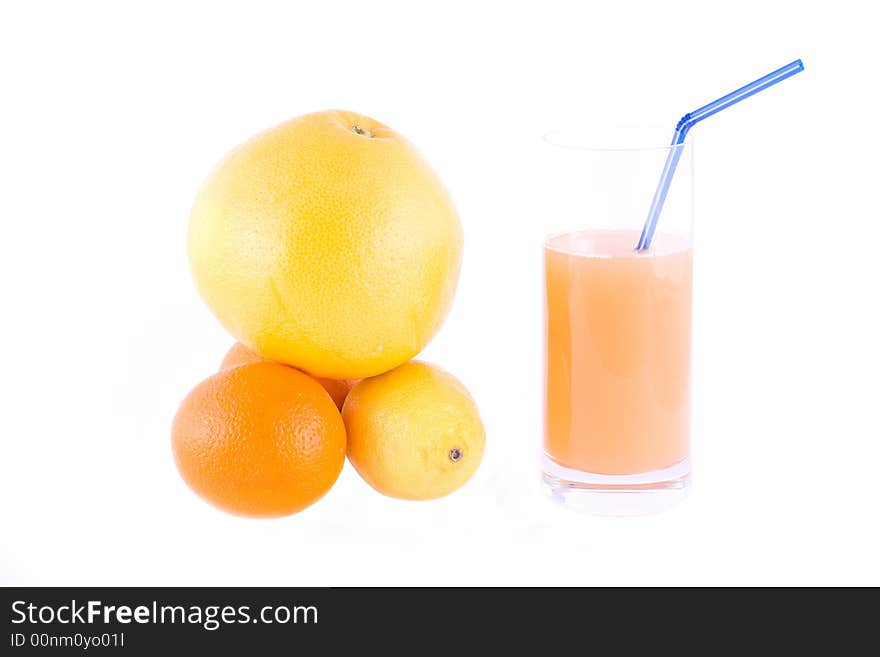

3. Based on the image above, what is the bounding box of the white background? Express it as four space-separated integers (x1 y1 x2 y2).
2 0 878 586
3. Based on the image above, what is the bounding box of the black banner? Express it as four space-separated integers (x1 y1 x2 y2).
0 587 870 653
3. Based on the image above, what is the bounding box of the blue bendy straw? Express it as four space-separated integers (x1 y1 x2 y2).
636 59 804 251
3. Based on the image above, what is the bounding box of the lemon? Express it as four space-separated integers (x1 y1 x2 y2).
187 110 462 379
343 361 485 500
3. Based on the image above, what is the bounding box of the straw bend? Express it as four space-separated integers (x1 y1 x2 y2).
636 59 804 251
674 114 695 138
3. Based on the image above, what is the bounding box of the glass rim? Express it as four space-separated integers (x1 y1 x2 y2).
542 126 693 153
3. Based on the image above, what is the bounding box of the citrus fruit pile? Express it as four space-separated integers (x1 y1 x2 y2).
172 110 485 518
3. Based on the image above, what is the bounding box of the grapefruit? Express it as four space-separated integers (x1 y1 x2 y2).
188 110 462 379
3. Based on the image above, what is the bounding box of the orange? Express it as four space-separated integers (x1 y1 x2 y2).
219 341 273 372
171 362 346 517
187 109 462 379
219 342 358 411
343 361 485 500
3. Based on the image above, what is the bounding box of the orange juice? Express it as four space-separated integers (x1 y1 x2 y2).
544 229 692 475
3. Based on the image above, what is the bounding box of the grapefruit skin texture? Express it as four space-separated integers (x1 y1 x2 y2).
218 342 358 411
171 362 346 518
343 361 485 500
188 110 463 379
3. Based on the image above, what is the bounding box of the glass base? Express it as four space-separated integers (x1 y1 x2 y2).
542 455 690 516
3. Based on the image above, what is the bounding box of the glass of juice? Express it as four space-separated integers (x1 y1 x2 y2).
541 127 694 515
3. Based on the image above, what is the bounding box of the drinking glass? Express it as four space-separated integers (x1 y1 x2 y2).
541 127 694 515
